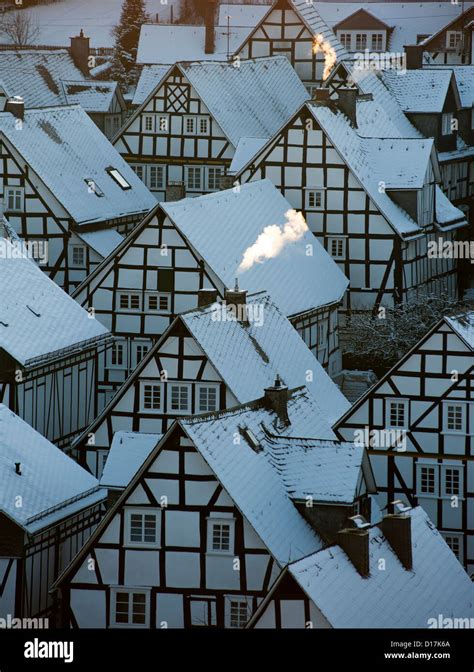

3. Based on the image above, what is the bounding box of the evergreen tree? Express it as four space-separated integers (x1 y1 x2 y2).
111 0 149 88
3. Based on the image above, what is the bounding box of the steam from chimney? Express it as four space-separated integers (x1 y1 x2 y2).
313 34 337 81
237 209 308 274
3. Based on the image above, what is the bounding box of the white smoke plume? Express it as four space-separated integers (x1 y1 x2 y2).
313 33 337 81
237 209 308 274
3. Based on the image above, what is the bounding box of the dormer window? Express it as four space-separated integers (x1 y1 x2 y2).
355 33 367 51
446 31 463 49
107 167 131 190
371 33 384 51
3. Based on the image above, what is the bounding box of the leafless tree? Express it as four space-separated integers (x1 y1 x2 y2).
0 10 40 48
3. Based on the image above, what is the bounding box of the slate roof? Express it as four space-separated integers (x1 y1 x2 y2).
435 186 469 229
100 431 162 489
132 65 170 106
0 106 156 225
381 69 454 113
76 229 124 259
0 49 118 112
0 405 105 534
162 179 348 315
218 3 269 27
282 507 474 628
229 136 268 174
445 310 474 350
425 66 474 108
0 238 109 366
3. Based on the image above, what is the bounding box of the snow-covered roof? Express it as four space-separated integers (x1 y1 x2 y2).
137 23 253 64
61 79 118 112
132 65 170 106
282 0 348 61
435 185 468 229
283 507 474 628
308 102 432 236
0 106 156 225
317 2 472 53
426 66 474 109
0 238 109 366
100 431 162 489
176 57 309 148
381 69 454 113
218 3 269 27
445 311 474 350
0 405 105 534
161 179 348 315
181 292 350 426
76 229 124 259
229 136 268 174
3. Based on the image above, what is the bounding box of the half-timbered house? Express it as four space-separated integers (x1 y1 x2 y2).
0 405 106 622
72 180 348 399
233 90 469 314
0 234 111 447
334 310 474 575
0 47 127 138
113 56 309 199
71 290 350 474
249 505 474 628
419 5 474 65
54 384 375 628
0 104 155 292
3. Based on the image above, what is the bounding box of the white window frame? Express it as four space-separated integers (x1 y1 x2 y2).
71 244 85 268
108 339 128 370
442 112 454 136
416 461 439 499
168 382 192 414
184 116 196 134
140 380 164 413
5 185 24 212
206 517 235 555
441 463 463 499
371 33 384 52
196 383 219 413
442 532 463 561
355 33 367 51
446 30 463 49
328 236 346 261
199 117 209 135
110 587 151 628
305 188 325 210
207 166 222 191
118 291 142 312
149 165 164 190
442 401 467 435
385 398 409 430
131 164 145 181
132 341 151 368
157 114 169 133
107 167 131 190
143 114 155 132
225 596 252 629
339 32 351 50
124 508 161 549
185 166 203 191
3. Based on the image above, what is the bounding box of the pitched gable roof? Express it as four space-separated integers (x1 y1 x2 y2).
100 431 162 490
0 405 104 534
162 179 348 314
381 69 457 113
0 106 156 225
0 237 109 366
132 64 170 106
61 79 119 112
333 8 392 32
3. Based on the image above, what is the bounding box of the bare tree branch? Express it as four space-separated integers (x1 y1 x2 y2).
0 10 39 48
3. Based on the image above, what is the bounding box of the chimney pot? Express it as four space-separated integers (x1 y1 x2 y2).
264 375 290 427
197 287 218 308
337 88 358 128
404 45 424 70
5 96 24 121
224 280 249 325
15 462 21 475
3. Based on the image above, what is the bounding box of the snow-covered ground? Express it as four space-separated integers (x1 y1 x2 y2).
0 0 183 48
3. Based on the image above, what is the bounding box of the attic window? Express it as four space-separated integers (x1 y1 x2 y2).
85 179 104 197
107 167 131 190
239 426 262 453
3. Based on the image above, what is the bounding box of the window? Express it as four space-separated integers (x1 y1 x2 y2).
125 508 161 548
170 383 191 413
109 342 125 368
107 167 131 190
186 167 202 190
355 33 367 50
444 467 460 496
111 589 150 628
149 166 164 190
199 118 208 134
444 534 462 560
119 293 141 311
197 384 218 412
229 600 249 629
5 186 24 212
329 237 346 260
386 399 409 429
442 112 454 136
133 342 150 366
207 519 234 554
419 465 436 495
147 293 170 312
190 598 217 627
317 322 325 345
144 114 154 132
185 116 195 134
306 189 324 209
207 167 222 191
443 402 466 433
339 33 351 50
71 245 85 267
446 31 463 49
140 381 163 411
132 165 145 181
371 33 384 51
105 114 121 138
158 115 169 133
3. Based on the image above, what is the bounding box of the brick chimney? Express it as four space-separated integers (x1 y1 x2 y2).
404 45 423 70
264 375 290 428
381 501 413 570
224 280 249 325
5 96 24 120
337 515 370 577
197 287 218 308
165 181 186 201
337 88 358 128
204 0 218 54
70 29 90 76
